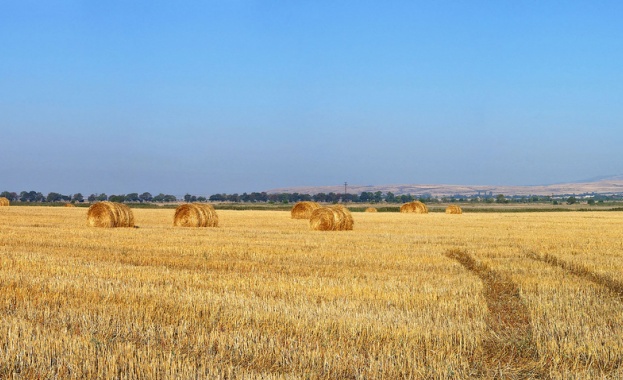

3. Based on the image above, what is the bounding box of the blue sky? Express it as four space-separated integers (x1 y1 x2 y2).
1 1 622 196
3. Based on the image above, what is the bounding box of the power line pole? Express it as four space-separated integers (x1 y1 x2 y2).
344 182 348 195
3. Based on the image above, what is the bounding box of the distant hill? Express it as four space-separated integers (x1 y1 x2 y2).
267 175 623 197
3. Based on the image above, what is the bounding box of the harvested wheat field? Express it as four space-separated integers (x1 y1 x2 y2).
1 206 623 378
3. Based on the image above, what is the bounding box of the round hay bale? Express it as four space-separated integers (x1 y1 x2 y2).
332 205 354 230
309 206 353 231
365 207 377 213
400 201 428 214
291 201 320 219
65 203 76 207
309 207 340 231
87 201 135 228
173 203 218 227
445 205 463 214
0 197 9 206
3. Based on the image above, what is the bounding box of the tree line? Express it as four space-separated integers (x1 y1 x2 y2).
0 191 178 204
2 190 419 204
1 190 613 205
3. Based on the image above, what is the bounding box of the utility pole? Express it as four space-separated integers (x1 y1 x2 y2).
344 182 348 195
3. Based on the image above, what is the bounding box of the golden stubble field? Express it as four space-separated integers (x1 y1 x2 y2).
1 206 622 379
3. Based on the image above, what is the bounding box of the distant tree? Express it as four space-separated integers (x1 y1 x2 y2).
163 194 177 202
249 192 268 202
1 191 17 201
496 194 507 204
359 192 372 203
313 193 327 203
125 193 140 203
326 192 340 203
567 196 577 205
184 194 193 202
373 191 383 203
399 194 414 203
587 199 596 205
342 193 358 203
197 196 207 202
19 191 38 202
209 193 226 202
72 193 84 202
20 191 44 202
153 193 166 202
385 192 396 203
109 194 125 203
96 193 108 201
139 192 153 202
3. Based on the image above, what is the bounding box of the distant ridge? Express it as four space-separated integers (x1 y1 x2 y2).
267 175 623 197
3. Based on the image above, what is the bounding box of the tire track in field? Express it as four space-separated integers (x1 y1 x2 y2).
444 249 543 379
528 252 623 299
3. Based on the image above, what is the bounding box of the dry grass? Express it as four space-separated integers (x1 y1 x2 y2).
1 207 623 378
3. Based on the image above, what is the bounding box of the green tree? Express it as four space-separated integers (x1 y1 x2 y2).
72 193 84 202
139 192 153 202
163 194 177 202
567 196 577 205
496 194 507 204
46 192 62 202
373 191 383 203
385 192 396 203
125 193 140 202
1 191 17 201
109 194 125 203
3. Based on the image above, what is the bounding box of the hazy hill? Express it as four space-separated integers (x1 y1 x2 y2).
267 175 623 197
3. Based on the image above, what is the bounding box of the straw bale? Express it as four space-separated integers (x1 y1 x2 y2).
87 201 135 228
400 201 428 214
332 205 354 230
445 205 463 214
365 207 378 212
291 201 320 219
0 197 9 206
173 203 218 227
309 206 353 231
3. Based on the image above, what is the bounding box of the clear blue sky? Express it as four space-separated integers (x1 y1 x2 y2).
2 1 622 196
